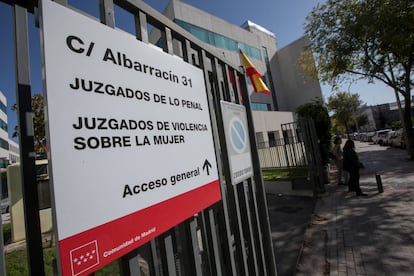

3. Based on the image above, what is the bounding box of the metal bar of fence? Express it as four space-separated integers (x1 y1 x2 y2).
135 11 148 43
184 40 216 276
99 0 115 27
207 59 242 275
259 140 310 169
205 208 221 275
119 248 141 276
216 59 251 276
210 56 247 276
245 179 266 276
200 49 236 276
232 186 249 276
189 217 203 276
199 50 232 276
175 221 197 275
150 240 161 276
240 181 260 275
182 38 206 276
239 72 277 276
13 4 46 275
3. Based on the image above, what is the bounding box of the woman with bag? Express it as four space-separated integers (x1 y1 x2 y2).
342 139 368 196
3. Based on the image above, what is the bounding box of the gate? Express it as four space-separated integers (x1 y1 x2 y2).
282 119 325 194
258 118 324 195
1 0 277 275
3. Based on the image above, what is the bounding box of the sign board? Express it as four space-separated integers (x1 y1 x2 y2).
220 101 253 185
40 1 220 275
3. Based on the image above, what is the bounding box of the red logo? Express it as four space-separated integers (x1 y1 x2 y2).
70 241 99 276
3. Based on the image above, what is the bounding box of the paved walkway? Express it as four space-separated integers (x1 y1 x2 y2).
267 193 315 276
296 141 414 275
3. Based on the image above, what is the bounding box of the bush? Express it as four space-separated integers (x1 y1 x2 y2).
296 99 332 164
3 223 11 244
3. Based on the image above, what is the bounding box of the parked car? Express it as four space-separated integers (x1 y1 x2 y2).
389 128 404 148
372 129 392 145
359 131 376 142
383 130 396 146
1 197 9 214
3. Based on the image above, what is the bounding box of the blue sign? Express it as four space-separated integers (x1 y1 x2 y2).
220 101 253 185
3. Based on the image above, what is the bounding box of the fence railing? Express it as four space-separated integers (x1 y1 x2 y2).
257 139 308 168
257 119 324 195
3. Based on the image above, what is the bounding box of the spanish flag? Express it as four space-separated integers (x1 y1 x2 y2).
239 50 271 95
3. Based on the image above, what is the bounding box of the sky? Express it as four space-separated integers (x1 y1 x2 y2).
0 0 397 141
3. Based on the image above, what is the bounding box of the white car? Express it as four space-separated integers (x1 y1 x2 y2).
389 128 404 148
372 129 392 145
383 130 396 146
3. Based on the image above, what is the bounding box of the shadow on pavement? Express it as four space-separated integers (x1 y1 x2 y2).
267 193 315 276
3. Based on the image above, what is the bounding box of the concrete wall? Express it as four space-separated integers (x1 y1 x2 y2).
272 36 323 112
252 110 294 144
7 163 52 242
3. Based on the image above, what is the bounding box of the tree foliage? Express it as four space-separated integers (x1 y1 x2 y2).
305 0 414 159
296 99 332 164
327 92 362 132
11 94 46 154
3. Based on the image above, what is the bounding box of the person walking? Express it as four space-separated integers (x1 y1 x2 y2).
331 136 346 185
342 139 367 196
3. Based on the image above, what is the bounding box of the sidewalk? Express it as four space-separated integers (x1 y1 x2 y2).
295 141 414 275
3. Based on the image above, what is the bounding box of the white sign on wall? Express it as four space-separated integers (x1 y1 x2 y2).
220 101 253 185
40 1 220 275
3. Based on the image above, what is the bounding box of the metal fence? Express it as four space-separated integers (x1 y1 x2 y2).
1 0 277 275
257 118 324 194
257 119 320 169
257 138 308 168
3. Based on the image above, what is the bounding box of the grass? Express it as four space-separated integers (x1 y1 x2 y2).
5 247 55 276
262 167 309 181
4 248 120 275
2 223 120 275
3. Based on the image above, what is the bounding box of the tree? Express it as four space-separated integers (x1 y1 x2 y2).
305 0 414 159
296 99 332 164
356 114 368 132
327 92 362 132
11 93 46 154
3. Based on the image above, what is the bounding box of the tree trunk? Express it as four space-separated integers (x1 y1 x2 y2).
403 90 414 160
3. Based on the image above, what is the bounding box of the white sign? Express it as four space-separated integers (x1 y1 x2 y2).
220 101 253 185
40 1 220 275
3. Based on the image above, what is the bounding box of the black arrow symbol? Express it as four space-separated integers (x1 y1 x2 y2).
202 159 212 175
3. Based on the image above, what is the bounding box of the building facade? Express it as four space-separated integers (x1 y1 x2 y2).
0 90 20 168
359 96 414 131
160 0 323 144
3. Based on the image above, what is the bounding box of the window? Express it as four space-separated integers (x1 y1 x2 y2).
0 119 7 132
174 19 261 60
0 158 8 169
0 100 6 113
251 103 270 111
0 138 9 150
